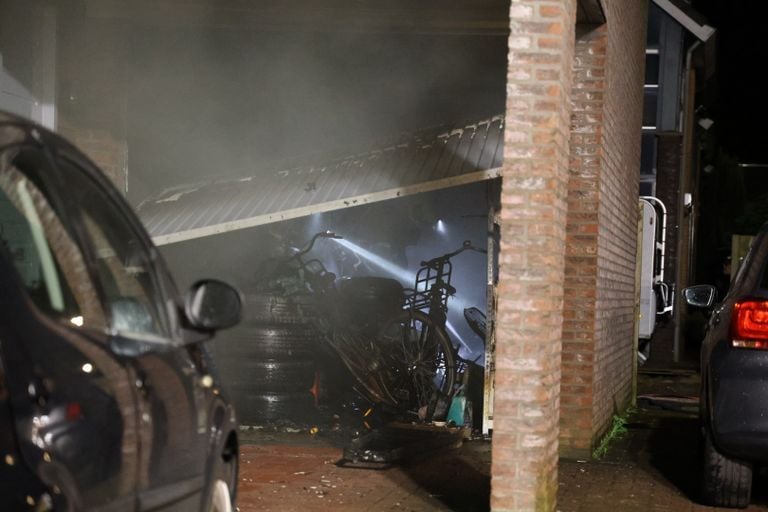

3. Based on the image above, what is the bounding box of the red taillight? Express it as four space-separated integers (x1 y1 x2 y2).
732 300 768 349
66 402 83 421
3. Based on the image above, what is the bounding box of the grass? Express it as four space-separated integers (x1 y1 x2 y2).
592 412 631 459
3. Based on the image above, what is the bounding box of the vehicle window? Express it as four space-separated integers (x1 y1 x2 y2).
58 158 171 341
0 148 106 330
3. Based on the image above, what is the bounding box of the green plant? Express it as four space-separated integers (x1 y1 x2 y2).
592 413 629 459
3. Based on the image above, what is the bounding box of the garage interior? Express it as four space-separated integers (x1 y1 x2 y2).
1 0 510 428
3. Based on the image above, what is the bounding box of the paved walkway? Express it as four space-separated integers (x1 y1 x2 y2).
237 441 490 511
235 370 768 511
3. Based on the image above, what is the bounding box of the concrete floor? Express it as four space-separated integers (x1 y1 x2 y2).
234 370 768 511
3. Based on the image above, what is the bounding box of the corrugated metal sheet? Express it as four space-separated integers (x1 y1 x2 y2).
138 115 504 245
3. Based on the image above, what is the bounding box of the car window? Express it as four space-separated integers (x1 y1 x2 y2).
57 157 172 341
0 147 107 330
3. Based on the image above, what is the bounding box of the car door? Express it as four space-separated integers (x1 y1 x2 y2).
53 149 211 511
0 140 139 511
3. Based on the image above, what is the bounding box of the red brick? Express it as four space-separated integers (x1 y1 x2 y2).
560 2 646 461
540 5 564 18
59 122 128 193
496 0 647 508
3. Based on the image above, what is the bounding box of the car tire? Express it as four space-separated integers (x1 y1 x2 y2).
208 479 232 512
208 440 238 512
243 293 316 325
702 428 752 508
221 359 316 392
217 324 320 359
215 322 320 425
233 390 316 425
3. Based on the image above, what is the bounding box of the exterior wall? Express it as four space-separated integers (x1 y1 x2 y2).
560 0 648 458
55 7 129 195
655 133 682 287
492 1 576 510
644 131 681 365
592 0 647 444
560 26 605 456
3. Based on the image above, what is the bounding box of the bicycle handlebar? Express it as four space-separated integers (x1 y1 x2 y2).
419 240 487 267
289 230 343 262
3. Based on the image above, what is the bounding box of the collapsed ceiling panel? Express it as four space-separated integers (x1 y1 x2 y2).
137 115 504 245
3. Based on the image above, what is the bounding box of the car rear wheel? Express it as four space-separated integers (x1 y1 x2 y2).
702 428 752 508
209 479 232 512
208 439 237 512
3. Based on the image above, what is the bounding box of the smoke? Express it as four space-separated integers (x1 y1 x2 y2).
1 1 504 364
331 237 413 284
32 2 506 202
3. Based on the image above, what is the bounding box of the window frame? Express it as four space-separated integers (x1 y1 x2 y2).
0 125 184 345
52 148 180 343
0 140 109 332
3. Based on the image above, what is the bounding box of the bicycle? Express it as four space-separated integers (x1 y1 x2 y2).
261 231 457 421
400 241 487 399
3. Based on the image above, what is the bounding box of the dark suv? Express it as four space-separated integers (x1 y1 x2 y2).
0 112 242 511
685 223 768 508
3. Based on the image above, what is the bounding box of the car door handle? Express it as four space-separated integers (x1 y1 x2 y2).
712 313 721 325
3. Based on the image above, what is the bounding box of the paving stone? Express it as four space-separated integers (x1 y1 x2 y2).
235 372 768 511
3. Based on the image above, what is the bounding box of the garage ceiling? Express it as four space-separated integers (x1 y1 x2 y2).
137 115 503 245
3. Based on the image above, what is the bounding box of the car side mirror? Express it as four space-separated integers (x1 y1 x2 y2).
683 284 717 308
184 279 242 331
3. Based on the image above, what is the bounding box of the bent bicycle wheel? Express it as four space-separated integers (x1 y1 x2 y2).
376 309 456 418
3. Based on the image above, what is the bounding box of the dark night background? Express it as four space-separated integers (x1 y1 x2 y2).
683 1 768 282
692 0 768 164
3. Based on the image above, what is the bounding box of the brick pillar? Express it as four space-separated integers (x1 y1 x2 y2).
560 0 648 458
492 1 576 511
58 122 128 194
560 25 606 457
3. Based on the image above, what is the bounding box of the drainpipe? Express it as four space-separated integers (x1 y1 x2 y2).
672 39 701 364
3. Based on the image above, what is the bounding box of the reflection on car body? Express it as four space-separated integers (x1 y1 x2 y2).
0 112 241 511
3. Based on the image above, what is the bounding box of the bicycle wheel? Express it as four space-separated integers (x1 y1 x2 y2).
376 309 456 417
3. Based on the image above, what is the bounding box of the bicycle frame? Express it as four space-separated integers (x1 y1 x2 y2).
407 240 486 324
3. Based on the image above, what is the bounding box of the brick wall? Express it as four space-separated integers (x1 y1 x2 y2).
592 0 647 448
58 122 128 193
493 1 576 510
560 0 648 458
560 25 605 456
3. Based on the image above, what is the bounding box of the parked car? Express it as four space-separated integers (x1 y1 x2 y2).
684 223 768 509
0 112 242 511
